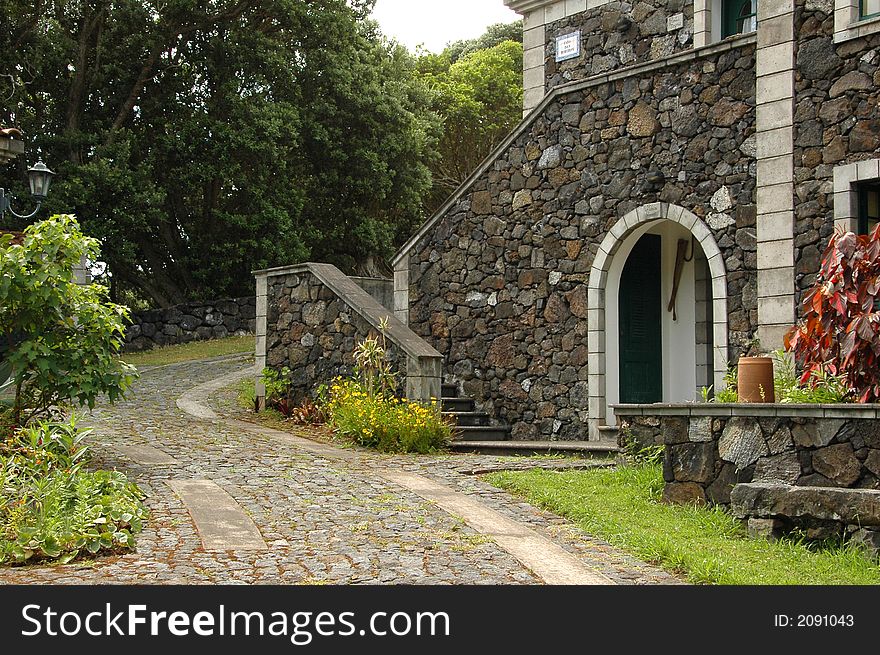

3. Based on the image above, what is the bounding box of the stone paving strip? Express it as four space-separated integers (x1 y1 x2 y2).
0 357 679 585
166 480 268 551
112 443 178 466
379 471 613 585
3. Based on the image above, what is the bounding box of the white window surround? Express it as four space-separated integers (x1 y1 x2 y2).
694 0 725 47
832 158 880 232
834 0 880 42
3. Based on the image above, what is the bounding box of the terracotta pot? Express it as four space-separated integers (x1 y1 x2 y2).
737 356 775 403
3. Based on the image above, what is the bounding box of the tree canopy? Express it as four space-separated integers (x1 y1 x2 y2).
1 6 523 307
414 23 523 213
1 0 438 306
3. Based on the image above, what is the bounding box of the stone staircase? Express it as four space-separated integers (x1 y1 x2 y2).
441 382 620 458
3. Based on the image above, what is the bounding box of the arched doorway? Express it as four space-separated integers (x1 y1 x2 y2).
586 203 729 440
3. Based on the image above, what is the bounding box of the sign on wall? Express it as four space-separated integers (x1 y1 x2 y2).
555 31 581 62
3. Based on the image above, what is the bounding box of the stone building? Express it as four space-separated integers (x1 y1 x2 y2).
384 0 880 442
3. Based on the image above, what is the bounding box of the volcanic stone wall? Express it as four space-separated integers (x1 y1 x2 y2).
408 41 759 440
545 0 695 89
622 412 880 505
265 271 406 403
124 297 255 352
792 0 880 308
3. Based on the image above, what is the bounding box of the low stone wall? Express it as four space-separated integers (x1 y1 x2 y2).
124 297 256 352
254 263 441 406
731 482 880 549
615 405 880 505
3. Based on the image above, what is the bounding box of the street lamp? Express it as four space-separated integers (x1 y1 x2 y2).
0 159 55 221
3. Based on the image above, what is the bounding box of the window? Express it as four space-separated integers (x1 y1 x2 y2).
722 0 757 38
862 0 880 18
858 182 880 235
837 0 880 42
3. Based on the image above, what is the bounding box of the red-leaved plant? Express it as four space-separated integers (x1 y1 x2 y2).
785 226 880 402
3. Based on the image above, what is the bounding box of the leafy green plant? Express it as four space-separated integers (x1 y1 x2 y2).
0 416 147 565
772 349 851 403
711 366 739 403
0 216 137 426
619 427 664 465
260 366 294 415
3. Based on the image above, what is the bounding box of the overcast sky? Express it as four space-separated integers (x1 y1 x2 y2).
371 0 520 53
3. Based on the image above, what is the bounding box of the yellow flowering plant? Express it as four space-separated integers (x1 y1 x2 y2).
321 378 451 453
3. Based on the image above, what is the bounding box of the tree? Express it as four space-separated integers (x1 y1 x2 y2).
0 0 437 304
444 20 523 63
416 37 523 212
0 215 137 426
785 227 880 402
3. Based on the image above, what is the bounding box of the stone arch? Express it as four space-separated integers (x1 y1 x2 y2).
586 202 729 439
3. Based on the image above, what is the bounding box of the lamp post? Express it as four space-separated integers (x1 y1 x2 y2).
0 160 55 221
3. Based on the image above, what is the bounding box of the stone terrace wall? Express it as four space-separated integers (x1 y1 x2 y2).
545 0 695 89
265 271 405 403
258 264 440 406
124 297 255 352
793 0 880 310
407 40 758 441
620 409 880 505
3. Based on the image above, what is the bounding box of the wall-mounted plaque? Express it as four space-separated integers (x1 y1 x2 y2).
555 31 581 62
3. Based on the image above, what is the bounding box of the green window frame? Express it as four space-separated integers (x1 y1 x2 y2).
722 0 758 38
857 182 880 235
861 0 880 19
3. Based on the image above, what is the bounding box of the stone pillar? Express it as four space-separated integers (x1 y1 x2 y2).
523 12 547 114
692 0 712 47
755 0 796 350
393 254 409 326
405 355 442 404
254 273 268 410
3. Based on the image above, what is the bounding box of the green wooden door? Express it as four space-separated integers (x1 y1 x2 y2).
619 234 663 403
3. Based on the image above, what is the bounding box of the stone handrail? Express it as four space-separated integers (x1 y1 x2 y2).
253 262 442 403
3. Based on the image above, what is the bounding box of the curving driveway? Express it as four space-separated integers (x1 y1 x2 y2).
0 355 679 585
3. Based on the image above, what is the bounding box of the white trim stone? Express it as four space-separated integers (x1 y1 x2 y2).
755 2 795 350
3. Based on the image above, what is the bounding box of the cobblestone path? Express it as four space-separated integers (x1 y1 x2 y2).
0 356 680 585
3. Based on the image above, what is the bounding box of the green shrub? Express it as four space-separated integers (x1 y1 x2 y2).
322 378 450 454
0 416 147 565
0 215 137 427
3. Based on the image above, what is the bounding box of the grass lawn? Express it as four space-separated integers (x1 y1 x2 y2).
122 335 253 367
486 464 880 585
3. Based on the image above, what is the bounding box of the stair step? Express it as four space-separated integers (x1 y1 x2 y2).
441 397 475 412
453 425 511 442
443 411 491 427
441 383 458 398
450 440 621 458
